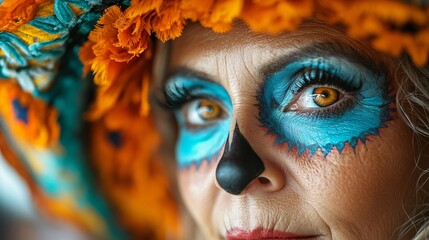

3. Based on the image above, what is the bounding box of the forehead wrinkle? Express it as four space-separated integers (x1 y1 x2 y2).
174 23 258 56
226 50 260 121
241 46 261 88
164 67 218 85
259 41 385 81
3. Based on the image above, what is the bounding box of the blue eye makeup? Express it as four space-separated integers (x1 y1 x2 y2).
258 57 393 155
164 76 232 168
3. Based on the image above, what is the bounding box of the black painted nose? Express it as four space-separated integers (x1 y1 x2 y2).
215 126 265 195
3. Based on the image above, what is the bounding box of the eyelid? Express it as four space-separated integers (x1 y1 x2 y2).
166 76 229 97
277 62 365 119
292 67 363 94
165 69 218 87
264 57 369 107
163 77 230 111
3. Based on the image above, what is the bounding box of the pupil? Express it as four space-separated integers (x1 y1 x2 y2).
203 104 214 112
321 90 330 98
198 101 217 117
312 87 339 107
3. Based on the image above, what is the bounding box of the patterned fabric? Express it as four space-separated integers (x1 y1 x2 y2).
0 0 180 239
0 0 101 92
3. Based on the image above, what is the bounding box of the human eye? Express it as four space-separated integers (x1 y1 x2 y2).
258 57 392 156
180 98 227 129
163 76 232 168
163 77 231 130
285 67 360 118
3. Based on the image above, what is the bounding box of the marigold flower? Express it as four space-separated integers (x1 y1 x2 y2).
92 6 139 61
0 0 48 32
152 0 185 41
0 80 60 148
127 0 164 19
241 0 314 34
318 0 429 66
81 5 150 87
199 0 244 33
115 14 151 54
180 0 214 21
372 30 429 66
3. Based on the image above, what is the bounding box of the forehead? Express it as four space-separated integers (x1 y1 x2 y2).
168 20 383 88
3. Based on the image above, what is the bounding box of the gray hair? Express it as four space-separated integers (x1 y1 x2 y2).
395 59 429 240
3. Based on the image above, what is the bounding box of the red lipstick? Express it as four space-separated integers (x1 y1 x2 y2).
227 228 318 240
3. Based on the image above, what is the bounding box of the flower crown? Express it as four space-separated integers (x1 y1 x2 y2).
0 0 428 239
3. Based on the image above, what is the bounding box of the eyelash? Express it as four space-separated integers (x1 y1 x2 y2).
161 83 200 110
163 66 363 120
287 67 362 119
292 67 362 94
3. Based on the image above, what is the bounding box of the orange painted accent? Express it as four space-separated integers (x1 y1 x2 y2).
0 80 60 148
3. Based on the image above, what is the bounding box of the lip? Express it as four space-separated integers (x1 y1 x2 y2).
226 228 319 240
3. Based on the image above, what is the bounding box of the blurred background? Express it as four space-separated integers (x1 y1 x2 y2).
0 154 90 240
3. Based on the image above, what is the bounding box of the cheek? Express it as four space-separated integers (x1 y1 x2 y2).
295 117 418 237
177 146 225 234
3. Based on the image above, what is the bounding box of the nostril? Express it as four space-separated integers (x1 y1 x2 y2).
258 176 270 185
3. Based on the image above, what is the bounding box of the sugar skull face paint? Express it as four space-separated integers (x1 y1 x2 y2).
216 125 265 195
164 75 233 168
258 56 393 155
167 21 426 240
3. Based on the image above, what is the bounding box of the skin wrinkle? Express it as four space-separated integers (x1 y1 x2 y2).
241 46 259 86
227 51 259 146
166 68 217 84
286 19 389 70
167 20 423 239
306 200 333 239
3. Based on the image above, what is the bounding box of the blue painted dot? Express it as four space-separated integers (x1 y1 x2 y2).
12 99 29 124
107 131 123 148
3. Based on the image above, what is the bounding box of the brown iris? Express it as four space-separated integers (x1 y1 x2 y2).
198 100 221 120
312 87 339 107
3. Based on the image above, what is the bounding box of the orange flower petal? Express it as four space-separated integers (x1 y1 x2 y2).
241 0 314 34
152 0 185 41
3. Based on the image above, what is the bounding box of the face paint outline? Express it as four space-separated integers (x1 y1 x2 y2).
163 75 233 169
257 56 395 156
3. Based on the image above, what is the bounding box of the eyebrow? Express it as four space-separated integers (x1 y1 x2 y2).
260 41 385 80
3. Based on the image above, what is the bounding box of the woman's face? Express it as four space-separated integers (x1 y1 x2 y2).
165 21 420 239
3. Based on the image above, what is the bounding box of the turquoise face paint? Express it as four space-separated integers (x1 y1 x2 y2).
164 76 233 168
258 57 393 155
107 131 123 149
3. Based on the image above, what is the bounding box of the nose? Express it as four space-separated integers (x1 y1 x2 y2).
215 125 284 195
